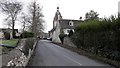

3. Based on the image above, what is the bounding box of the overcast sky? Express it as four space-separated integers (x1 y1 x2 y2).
0 0 120 32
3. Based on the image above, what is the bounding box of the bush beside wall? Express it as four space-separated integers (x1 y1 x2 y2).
59 34 67 44
20 31 34 38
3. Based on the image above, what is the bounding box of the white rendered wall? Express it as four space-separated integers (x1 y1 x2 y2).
52 21 61 43
63 29 74 35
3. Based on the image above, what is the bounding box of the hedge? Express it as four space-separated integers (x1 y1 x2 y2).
71 15 120 61
20 31 34 38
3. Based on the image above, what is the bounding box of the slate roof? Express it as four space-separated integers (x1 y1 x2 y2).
59 19 82 29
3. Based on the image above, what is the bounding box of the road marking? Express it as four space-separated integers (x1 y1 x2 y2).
64 55 82 66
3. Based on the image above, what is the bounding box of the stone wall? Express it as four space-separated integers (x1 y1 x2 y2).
63 36 76 48
0 44 2 68
2 38 37 67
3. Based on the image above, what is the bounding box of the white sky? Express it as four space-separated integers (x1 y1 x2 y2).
0 0 120 32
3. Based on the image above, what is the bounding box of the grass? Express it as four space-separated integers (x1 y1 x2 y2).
1 39 18 54
2 39 18 46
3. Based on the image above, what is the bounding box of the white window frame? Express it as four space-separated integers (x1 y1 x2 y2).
69 21 73 26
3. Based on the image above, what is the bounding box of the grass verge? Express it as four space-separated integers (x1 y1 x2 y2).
1 39 18 54
2 39 18 46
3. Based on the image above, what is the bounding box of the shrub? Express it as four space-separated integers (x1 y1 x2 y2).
20 31 34 38
68 30 74 37
59 34 67 44
4 32 10 40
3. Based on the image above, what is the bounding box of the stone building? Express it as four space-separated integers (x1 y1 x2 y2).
49 7 82 43
0 28 18 39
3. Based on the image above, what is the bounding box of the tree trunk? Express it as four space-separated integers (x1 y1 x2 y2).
12 19 15 39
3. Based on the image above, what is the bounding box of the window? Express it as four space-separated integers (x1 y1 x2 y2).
69 21 73 26
67 30 70 33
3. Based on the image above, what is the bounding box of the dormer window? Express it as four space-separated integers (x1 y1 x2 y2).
69 21 73 26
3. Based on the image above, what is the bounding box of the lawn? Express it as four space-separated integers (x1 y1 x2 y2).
1 39 18 54
2 39 18 46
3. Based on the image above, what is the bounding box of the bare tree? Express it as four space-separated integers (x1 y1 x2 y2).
28 1 44 37
0 0 22 39
20 13 31 32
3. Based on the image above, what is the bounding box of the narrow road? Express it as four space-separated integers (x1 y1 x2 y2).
28 40 111 66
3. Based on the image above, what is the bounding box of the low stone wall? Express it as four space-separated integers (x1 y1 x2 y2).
2 38 37 67
63 36 76 48
0 45 2 68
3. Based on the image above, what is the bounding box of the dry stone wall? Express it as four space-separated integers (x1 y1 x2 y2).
63 36 76 48
2 38 37 67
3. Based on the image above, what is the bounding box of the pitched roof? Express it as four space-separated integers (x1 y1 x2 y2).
59 19 82 29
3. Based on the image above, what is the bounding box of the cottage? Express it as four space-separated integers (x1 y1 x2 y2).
50 7 82 43
0 28 18 39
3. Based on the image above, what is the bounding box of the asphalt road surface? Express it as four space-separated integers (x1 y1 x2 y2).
28 40 111 67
